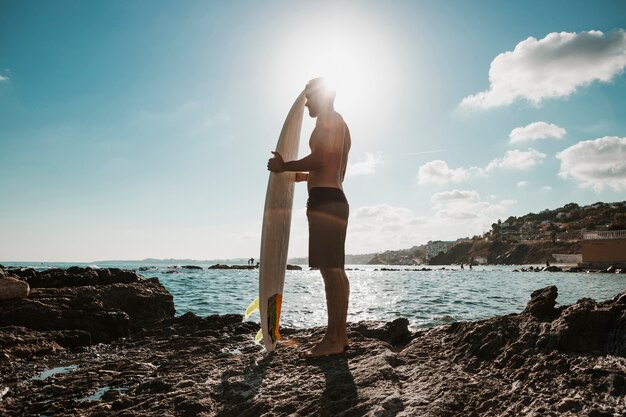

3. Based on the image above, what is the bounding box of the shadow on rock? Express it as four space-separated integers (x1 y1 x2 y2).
309 354 360 417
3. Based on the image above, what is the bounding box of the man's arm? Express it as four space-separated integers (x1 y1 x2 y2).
268 136 329 172
283 151 326 172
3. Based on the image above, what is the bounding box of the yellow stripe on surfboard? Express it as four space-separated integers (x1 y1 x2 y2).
255 328 263 344
245 297 259 319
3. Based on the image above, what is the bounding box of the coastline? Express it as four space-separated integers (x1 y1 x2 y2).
1 266 625 416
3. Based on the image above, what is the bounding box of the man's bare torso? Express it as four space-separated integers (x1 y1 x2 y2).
307 112 351 192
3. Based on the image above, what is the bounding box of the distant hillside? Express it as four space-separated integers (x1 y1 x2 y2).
289 253 377 265
347 200 624 266
427 200 624 265
366 247 427 265
486 201 626 243
428 240 581 265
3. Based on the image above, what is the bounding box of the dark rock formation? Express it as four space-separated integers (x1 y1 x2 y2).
0 279 624 416
208 264 256 270
0 267 174 346
206 264 301 270
522 285 560 320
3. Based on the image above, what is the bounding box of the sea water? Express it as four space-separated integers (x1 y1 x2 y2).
3 262 625 329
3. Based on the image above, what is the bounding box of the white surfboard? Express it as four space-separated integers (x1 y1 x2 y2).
246 90 306 351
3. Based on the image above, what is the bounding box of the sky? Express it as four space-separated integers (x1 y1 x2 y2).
1 0 625 262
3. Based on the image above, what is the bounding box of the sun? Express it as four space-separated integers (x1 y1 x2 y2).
268 8 403 134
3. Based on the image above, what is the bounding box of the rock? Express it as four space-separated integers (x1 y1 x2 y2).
543 266 562 272
208 264 256 270
0 325 91 358
0 277 30 301
547 296 626 354
6 267 37 278
556 397 582 413
522 286 559 321
0 268 174 346
353 318 412 346
286 264 302 270
181 265 203 270
1 285 625 417
138 267 156 271
23 267 139 288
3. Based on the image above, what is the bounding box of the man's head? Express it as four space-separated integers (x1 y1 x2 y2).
305 78 336 118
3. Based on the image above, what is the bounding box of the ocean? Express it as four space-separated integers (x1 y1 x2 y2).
2 262 625 329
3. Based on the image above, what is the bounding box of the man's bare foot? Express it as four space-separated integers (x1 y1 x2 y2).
300 337 344 358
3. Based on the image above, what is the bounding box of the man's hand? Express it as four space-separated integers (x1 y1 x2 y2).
267 151 285 172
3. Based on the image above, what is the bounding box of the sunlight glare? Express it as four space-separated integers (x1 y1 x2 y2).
268 9 403 136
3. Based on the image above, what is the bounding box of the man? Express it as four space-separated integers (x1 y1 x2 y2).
267 78 351 357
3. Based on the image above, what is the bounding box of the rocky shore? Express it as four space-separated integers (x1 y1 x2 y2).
1 266 625 416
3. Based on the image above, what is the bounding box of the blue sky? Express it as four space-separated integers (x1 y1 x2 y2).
1 0 625 261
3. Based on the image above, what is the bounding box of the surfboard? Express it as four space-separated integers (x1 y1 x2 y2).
245 90 306 351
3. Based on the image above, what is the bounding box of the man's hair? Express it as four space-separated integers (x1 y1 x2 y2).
306 77 336 102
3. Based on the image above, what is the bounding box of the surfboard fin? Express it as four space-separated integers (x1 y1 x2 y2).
245 297 259 319
254 328 263 345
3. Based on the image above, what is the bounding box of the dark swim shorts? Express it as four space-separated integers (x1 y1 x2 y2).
307 187 349 268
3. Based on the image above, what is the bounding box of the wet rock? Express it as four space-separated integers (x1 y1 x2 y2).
286 264 302 270
137 267 156 271
181 265 203 270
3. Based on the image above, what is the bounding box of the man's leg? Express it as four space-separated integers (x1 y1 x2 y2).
340 268 350 347
304 267 350 357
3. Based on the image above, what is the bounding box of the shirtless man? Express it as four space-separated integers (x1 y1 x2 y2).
267 78 351 357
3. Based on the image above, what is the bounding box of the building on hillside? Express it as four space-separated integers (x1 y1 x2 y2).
581 229 626 268
473 256 488 265
426 240 455 259
552 253 583 264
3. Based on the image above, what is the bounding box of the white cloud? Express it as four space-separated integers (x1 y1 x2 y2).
461 30 626 108
430 189 480 205
499 199 518 207
433 192 512 226
347 151 383 177
556 136 626 192
0 75 8 82
418 149 546 185
417 160 471 184
509 122 566 144
353 204 414 222
485 148 546 171
540 186 553 192
517 180 529 188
